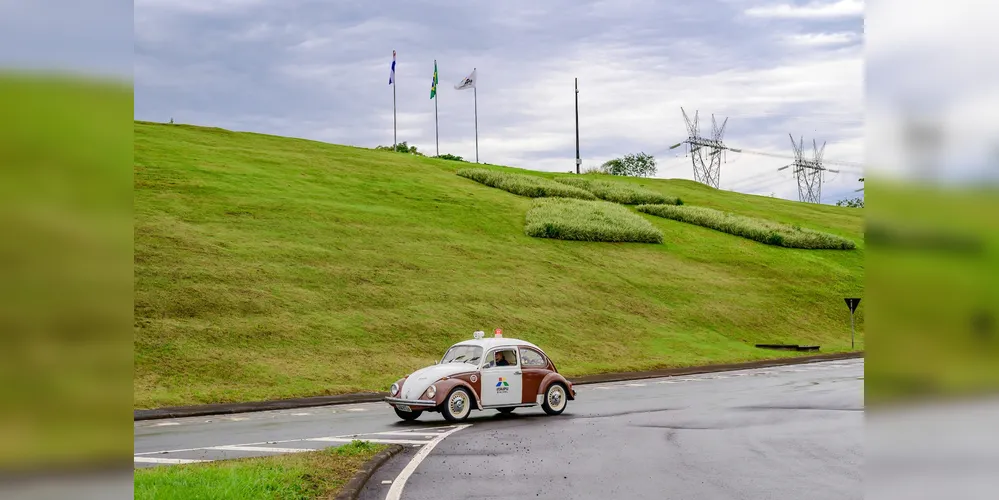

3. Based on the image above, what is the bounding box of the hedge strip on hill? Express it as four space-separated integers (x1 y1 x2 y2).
636 204 855 250
456 168 596 200
555 177 682 205
525 198 663 244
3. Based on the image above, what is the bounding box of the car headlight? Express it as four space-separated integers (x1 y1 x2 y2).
390 383 399 396
427 384 437 398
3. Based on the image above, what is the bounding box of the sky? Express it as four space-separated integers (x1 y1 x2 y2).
131 0 868 203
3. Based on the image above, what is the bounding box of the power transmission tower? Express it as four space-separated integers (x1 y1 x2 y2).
670 108 729 189
779 134 838 204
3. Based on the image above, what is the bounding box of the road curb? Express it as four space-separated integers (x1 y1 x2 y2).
134 351 863 421
569 351 863 385
134 392 387 421
334 444 404 500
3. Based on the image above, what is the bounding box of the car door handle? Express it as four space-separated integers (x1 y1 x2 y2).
514 371 522 375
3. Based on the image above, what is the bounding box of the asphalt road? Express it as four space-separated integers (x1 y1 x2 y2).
134 358 863 499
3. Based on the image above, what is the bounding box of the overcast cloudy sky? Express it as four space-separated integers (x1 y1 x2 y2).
134 0 867 202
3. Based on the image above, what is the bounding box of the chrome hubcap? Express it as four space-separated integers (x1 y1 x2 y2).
549 386 564 409
450 393 467 415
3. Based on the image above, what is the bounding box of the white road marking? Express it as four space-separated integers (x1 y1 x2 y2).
656 380 677 384
210 445 316 453
133 424 453 466
152 422 180 427
134 457 206 464
291 413 311 416
228 417 249 421
309 437 431 445
624 383 647 387
593 386 612 390
385 424 471 500
346 408 367 412
381 480 393 484
356 431 440 438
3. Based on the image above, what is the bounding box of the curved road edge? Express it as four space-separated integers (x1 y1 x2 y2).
335 444 405 500
135 351 864 421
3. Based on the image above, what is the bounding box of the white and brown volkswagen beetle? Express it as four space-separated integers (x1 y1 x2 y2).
384 330 576 422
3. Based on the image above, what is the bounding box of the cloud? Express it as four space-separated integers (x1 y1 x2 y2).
745 0 864 19
785 32 860 46
134 0 866 203
133 0 268 15
865 0 999 182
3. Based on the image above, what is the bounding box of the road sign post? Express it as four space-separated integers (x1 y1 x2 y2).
844 298 861 350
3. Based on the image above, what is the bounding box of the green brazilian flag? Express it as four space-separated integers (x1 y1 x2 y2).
430 61 438 99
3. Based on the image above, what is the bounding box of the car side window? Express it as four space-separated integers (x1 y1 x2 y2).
519 348 546 368
484 348 518 369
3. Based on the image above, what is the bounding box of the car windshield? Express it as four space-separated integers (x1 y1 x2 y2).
440 345 483 365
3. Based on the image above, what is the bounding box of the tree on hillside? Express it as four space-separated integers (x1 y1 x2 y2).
836 196 864 208
376 141 425 156
601 152 657 178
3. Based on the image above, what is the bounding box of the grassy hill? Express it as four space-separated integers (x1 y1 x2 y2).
134 121 864 409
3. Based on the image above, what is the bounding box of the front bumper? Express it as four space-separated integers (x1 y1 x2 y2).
384 397 437 408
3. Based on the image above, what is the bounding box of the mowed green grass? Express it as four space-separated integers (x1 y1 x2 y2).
637 204 856 250
134 121 865 408
525 198 663 243
556 176 681 205
133 441 384 500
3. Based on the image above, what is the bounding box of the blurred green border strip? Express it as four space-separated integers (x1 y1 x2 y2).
0 71 132 473
866 176 999 406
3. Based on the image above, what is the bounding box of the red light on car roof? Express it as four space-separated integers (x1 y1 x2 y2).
494 328 502 337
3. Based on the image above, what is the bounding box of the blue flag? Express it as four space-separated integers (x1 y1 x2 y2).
389 50 396 85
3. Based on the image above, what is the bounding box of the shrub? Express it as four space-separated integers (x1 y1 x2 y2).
636 204 855 250
555 177 681 205
525 198 663 244
456 168 596 200
434 153 466 162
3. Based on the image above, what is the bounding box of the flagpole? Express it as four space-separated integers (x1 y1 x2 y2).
392 50 397 149
473 68 478 163
434 60 439 157
575 77 580 174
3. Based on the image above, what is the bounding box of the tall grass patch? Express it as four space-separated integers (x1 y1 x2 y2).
526 198 663 243
456 168 596 199
637 204 855 249
556 177 682 205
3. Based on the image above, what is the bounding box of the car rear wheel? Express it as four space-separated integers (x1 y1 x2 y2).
542 383 567 415
441 387 472 422
394 408 422 421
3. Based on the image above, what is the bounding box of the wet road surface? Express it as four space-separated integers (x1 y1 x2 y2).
134 359 863 499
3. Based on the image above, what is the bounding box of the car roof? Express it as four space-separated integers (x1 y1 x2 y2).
448 337 545 353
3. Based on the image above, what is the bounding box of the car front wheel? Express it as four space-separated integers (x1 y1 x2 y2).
541 383 567 415
394 408 422 421
441 387 472 422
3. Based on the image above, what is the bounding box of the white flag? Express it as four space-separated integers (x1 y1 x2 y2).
454 68 476 90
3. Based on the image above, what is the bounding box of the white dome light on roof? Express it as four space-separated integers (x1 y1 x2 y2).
473 330 485 339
